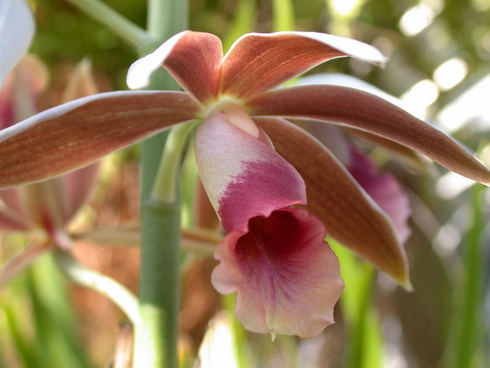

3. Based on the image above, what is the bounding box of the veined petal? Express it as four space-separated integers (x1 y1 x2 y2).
128 31 222 103
0 0 35 87
194 111 306 233
254 117 410 286
348 147 411 243
212 208 343 338
295 73 428 170
220 32 385 100
300 121 412 242
60 58 100 221
248 85 490 186
162 31 223 103
0 91 200 188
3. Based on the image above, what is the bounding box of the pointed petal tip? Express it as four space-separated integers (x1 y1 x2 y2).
126 31 188 89
392 268 413 291
298 32 387 65
401 276 414 292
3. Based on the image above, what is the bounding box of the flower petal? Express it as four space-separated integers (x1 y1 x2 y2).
247 85 490 186
254 117 410 286
299 121 412 243
60 58 100 221
0 91 200 188
220 32 385 100
0 206 32 231
194 110 306 233
212 208 343 338
127 32 186 89
0 241 53 288
0 188 25 216
128 31 223 103
346 128 429 172
347 147 411 243
20 178 70 233
0 0 35 87
295 73 428 170
0 54 48 128
162 31 223 103
61 58 98 102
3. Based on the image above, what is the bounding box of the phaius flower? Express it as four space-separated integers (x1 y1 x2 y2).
0 31 489 337
0 55 99 285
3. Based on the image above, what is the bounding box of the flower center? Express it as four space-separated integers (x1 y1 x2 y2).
205 99 259 138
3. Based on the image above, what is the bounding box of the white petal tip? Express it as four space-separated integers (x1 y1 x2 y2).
126 32 187 90
126 58 154 90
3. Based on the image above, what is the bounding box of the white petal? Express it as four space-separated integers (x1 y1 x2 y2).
0 0 35 87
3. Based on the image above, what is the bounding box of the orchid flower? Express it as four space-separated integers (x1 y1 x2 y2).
0 56 99 285
1 31 489 338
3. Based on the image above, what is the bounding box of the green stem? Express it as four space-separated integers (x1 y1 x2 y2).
133 1 188 367
272 0 295 32
344 267 377 368
151 121 196 203
52 249 140 326
452 184 485 368
65 0 150 48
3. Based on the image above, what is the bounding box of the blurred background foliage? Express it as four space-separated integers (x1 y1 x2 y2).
1 0 489 367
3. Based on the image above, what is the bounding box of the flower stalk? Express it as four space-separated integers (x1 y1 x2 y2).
134 0 188 367
151 121 196 204
52 249 140 326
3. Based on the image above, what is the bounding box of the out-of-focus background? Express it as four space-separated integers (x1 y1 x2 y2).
0 0 489 367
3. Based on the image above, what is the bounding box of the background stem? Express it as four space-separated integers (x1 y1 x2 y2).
133 0 188 367
66 0 149 48
451 184 485 368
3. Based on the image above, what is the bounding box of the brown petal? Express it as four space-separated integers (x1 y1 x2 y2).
248 86 490 185
221 32 385 100
0 91 200 188
0 206 32 231
254 117 410 286
60 58 100 221
162 31 223 103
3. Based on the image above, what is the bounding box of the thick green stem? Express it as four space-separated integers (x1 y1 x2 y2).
452 184 485 368
134 200 181 368
133 1 188 367
64 1 187 365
